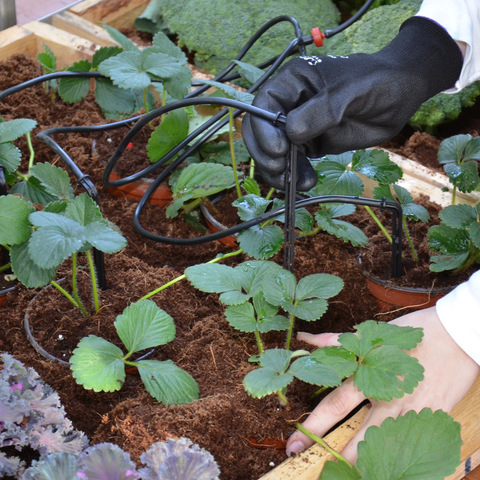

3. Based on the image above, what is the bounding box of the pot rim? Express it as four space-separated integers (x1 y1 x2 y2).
358 255 455 295
0 283 16 297
199 193 239 239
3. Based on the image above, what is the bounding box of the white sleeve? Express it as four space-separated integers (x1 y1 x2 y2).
416 0 480 92
436 270 480 365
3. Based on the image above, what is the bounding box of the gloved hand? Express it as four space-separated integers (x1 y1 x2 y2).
242 17 463 191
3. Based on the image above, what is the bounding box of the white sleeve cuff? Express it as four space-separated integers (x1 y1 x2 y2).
416 0 480 92
436 270 480 365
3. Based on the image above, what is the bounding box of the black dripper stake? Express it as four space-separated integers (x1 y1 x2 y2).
283 144 297 273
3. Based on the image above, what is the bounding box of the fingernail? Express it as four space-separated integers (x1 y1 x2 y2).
286 441 305 457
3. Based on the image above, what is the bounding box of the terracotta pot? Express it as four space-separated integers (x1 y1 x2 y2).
359 256 454 312
200 201 238 248
108 171 172 206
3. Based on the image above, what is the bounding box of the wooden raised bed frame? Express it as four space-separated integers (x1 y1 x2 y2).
2 3 480 477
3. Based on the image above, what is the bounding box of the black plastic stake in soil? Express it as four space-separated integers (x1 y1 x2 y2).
283 144 297 273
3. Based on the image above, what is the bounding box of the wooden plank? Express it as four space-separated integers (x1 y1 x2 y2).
387 150 480 207
0 25 37 62
22 21 100 68
52 10 119 47
259 406 370 480
69 0 151 30
261 374 480 480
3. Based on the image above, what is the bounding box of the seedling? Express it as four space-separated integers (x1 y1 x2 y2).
437 134 480 205
312 148 429 261
428 202 480 274
245 320 424 405
70 300 199 405
0 162 126 316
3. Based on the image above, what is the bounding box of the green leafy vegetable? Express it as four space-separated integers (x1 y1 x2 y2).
71 300 199 404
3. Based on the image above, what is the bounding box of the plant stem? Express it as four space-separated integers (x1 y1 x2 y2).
403 216 418 263
308 385 328 401
277 389 288 405
229 107 242 199
254 329 264 354
86 250 100 314
71 253 86 315
285 312 295 350
364 206 392 243
0 262 11 273
140 248 244 301
181 197 203 215
453 245 480 276
452 185 457 206
26 132 35 170
51 280 88 317
161 88 167 122
295 423 351 464
265 188 275 200
249 159 255 179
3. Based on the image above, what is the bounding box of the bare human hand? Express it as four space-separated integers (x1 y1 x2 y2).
286 306 480 462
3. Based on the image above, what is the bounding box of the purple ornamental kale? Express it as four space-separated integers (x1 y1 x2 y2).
0 354 87 477
139 437 220 480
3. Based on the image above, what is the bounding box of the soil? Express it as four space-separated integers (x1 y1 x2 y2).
1 53 479 479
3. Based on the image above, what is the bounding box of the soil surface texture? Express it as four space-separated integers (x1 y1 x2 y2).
1 54 479 479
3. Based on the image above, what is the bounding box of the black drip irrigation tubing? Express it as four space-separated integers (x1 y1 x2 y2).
1 2 387 284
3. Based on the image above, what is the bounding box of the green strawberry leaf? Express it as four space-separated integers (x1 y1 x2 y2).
185 263 249 305
98 51 151 90
439 204 477 229
354 345 424 401
92 46 123 70
313 158 364 197
288 356 341 387
83 221 127 253
170 162 235 199
64 193 102 225
357 409 461 480
9 177 56 205
70 335 125 392
310 347 358 379
444 161 480 193
0 142 21 173
114 300 175 353
233 194 271 221
0 195 32 245
10 241 57 288
0 118 37 144
100 22 139 52
237 225 283 259
352 149 403 184
147 109 189 163
232 60 265 84
198 79 255 105
30 162 74 200
136 359 199 405
321 459 362 480
59 60 92 103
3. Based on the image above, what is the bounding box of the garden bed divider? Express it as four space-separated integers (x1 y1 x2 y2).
0 21 99 67
2 8 480 480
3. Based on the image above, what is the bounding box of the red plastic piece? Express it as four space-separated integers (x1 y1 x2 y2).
126 142 134 149
311 27 326 47
247 436 287 455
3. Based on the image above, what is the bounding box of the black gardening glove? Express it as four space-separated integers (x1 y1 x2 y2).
243 17 463 191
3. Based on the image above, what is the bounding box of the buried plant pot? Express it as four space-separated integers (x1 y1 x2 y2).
200 199 238 248
24 283 70 366
359 255 454 312
107 170 172 206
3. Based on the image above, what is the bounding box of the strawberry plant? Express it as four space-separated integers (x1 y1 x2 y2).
437 134 480 205
70 300 199 405
186 260 344 403
0 162 126 316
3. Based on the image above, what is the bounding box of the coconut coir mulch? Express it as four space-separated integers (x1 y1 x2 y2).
0 53 478 479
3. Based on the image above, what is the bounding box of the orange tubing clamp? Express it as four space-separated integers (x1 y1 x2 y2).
311 27 326 47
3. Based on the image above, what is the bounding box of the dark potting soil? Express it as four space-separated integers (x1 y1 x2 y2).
1 53 479 479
